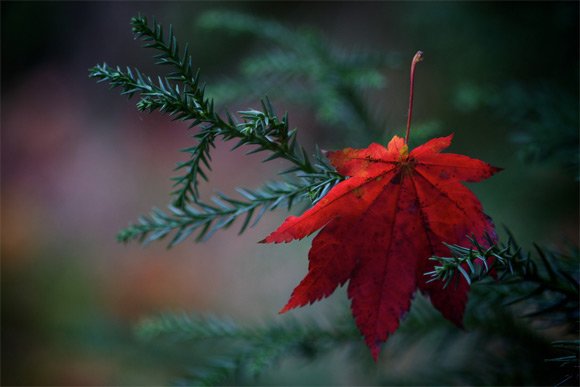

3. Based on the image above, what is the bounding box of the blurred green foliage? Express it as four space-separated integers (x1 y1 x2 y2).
454 81 579 178
134 235 579 386
198 9 401 145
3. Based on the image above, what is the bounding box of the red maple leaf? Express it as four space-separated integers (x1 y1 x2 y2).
261 52 501 360
262 134 500 359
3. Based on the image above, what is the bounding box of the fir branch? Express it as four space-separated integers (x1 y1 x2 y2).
130 14 221 205
426 235 579 318
131 15 197 88
90 15 352 247
171 128 217 208
90 63 211 122
90 16 326 210
382 248 579 387
90 61 221 205
89 64 316 202
117 172 342 247
117 181 303 246
136 312 359 385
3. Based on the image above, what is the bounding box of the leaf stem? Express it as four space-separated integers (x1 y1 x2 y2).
404 51 424 145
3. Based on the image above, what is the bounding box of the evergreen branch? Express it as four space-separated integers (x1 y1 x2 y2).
91 58 342 244
426 235 579 318
131 15 197 88
89 63 211 122
90 16 327 211
171 128 217 208
117 173 342 247
124 14 217 203
136 312 359 385
90 62 220 204
90 64 320 199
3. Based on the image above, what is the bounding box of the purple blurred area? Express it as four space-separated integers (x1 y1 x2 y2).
1 3 293 384
2 1 578 385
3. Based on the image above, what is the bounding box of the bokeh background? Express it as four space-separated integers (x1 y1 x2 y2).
2 1 578 385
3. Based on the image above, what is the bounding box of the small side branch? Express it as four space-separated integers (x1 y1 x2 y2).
118 173 342 247
426 235 579 316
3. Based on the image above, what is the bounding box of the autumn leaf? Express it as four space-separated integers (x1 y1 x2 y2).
262 134 501 359
261 52 501 360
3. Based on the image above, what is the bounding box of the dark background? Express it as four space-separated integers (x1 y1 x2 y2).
2 1 578 385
